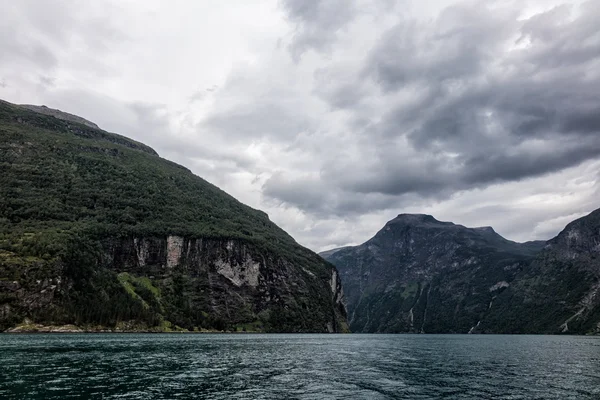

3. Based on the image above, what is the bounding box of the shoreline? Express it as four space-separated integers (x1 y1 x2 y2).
2 323 262 334
2 328 598 336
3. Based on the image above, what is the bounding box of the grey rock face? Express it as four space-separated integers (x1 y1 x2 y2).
2 236 348 333
106 236 347 332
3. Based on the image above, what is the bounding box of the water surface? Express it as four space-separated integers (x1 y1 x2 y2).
1 334 599 399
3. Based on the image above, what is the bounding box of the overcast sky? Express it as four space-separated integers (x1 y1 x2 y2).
2 0 599 251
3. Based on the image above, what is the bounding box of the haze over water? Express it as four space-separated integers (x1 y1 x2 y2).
1 334 599 399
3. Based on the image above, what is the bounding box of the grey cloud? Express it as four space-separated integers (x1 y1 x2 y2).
520 2 600 69
462 137 600 185
125 102 258 172
204 102 313 142
188 91 207 103
325 151 456 197
262 1 600 218
262 172 402 217
562 111 600 134
366 3 518 91
315 81 366 110
0 1 72 69
263 173 329 213
340 1 600 197
312 66 367 110
38 76 56 89
1 1 122 48
0 29 58 70
0 0 126 92
281 0 358 61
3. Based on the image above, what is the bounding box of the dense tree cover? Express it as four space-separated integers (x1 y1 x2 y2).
0 100 331 265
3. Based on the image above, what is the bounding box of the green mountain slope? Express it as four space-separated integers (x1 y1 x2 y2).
0 99 347 333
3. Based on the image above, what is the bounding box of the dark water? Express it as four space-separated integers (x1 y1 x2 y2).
1 334 599 399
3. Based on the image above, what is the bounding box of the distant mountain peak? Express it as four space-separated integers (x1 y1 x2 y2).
387 214 456 229
395 213 434 219
392 213 439 223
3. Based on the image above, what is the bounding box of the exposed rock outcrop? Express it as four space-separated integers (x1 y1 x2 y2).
97 236 347 332
2 230 348 335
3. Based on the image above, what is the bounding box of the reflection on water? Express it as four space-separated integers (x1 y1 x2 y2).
1 333 599 399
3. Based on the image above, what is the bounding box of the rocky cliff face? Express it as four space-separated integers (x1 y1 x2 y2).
322 214 545 333
111 236 347 333
2 236 347 332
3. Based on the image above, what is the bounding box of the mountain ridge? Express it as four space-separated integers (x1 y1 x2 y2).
321 211 600 334
321 213 546 259
18 104 100 129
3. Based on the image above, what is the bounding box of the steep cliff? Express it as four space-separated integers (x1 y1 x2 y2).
321 214 545 333
0 99 347 332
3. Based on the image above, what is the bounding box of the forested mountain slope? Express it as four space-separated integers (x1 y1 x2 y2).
0 99 347 333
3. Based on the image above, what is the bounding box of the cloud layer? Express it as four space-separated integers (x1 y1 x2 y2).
1 0 598 251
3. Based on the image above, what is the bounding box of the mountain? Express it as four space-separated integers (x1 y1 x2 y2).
0 99 347 333
321 213 551 333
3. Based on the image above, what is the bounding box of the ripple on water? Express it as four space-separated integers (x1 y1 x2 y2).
0 334 599 399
